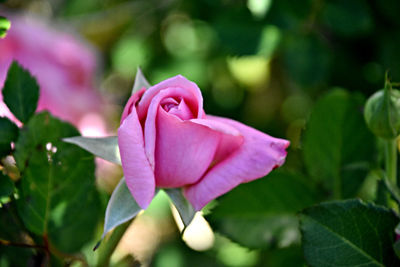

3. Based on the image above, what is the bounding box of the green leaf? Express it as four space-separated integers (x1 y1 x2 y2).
63 136 121 165
394 239 400 259
283 34 331 87
303 89 375 198
102 177 142 239
259 246 305 267
164 188 196 229
321 0 373 37
0 117 18 157
14 112 101 252
0 16 11 38
300 199 400 267
2 61 39 123
0 204 35 266
0 173 14 200
207 171 319 249
132 67 151 95
214 12 263 55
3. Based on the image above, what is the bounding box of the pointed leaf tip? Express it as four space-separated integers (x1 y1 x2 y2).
132 68 151 95
93 240 101 251
3 61 39 123
101 177 142 239
63 136 121 165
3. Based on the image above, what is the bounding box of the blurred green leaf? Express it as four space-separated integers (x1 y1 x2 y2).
303 89 375 198
247 0 272 19
321 0 373 37
379 34 400 81
0 117 18 157
376 0 400 26
63 136 121 165
257 25 281 58
112 37 150 78
61 0 104 16
151 59 208 89
283 34 330 87
207 171 319 249
164 188 195 229
267 0 313 30
300 199 400 267
0 16 11 38
2 61 39 123
14 112 101 252
0 204 36 266
0 206 23 244
102 177 142 239
216 236 259 267
394 239 400 259
154 240 224 267
214 12 263 55
0 173 14 200
258 246 305 267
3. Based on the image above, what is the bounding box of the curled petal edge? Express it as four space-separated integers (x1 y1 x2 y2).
184 116 290 211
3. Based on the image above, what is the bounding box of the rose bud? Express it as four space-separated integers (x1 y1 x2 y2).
364 78 400 139
118 76 289 211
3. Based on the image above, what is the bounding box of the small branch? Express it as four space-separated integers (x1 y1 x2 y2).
383 173 400 205
46 236 88 267
43 235 51 266
0 239 46 250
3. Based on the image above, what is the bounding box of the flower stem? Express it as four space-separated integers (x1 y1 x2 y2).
96 220 132 267
385 138 397 186
383 171 400 205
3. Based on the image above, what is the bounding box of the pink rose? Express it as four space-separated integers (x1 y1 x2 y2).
118 76 289 211
0 15 104 130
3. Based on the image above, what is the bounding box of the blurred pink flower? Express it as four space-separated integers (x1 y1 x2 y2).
0 15 123 193
0 15 105 135
118 75 290 211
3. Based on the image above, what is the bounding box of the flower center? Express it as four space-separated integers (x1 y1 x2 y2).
160 97 193 120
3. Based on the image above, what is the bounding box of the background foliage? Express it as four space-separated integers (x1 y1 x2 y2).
1 0 400 266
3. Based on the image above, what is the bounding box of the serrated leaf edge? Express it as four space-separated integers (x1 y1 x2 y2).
299 199 396 267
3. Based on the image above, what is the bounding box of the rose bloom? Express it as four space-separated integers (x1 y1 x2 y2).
0 15 105 133
119 76 289 211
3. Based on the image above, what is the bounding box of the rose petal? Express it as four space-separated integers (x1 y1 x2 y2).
154 108 220 187
165 99 193 120
118 110 155 209
184 116 290 210
190 117 241 136
137 75 205 120
190 118 244 164
120 88 146 123
144 87 203 168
